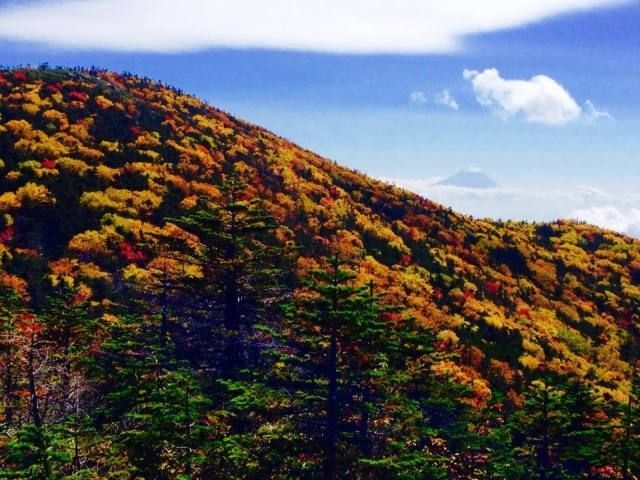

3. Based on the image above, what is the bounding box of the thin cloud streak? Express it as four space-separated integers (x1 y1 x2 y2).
0 0 631 53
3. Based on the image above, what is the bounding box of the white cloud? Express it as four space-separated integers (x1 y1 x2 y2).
435 89 459 110
409 91 427 105
463 68 582 125
570 206 640 236
385 177 640 236
0 0 630 53
584 99 613 121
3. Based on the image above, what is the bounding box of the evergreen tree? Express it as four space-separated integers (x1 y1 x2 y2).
283 256 462 480
98 313 213 479
169 171 289 377
613 357 640 479
496 371 612 480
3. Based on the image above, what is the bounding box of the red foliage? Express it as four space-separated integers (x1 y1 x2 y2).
517 307 532 319
18 313 42 335
13 71 28 82
0 226 14 244
68 90 89 102
319 196 334 208
460 250 478 266
44 82 63 94
462 289 475 302
382 311 402 323
13 389 31 399
118 241 146 263
590 465 622 478
400 254 412 266
434 340 448 352
484 280 500 297
71 290 91 305
618 315 633 330
41 158 56 169
312 235 330 248
129 125 143 138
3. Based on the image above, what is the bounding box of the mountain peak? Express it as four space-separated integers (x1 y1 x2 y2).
437 167 499 189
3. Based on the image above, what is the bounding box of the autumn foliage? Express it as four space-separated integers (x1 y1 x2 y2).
0 66 639 478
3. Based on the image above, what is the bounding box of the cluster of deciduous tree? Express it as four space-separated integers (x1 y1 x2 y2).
1 66 640 478
1 188 639 479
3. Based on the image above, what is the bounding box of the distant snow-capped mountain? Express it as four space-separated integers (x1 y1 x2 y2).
437 167 498 189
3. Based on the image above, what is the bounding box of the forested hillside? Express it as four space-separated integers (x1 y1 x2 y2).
0 67 639 479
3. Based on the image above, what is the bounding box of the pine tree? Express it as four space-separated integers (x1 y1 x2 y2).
559 379 610 477
169 171 289 377
0 286 29 429
615 357 640 479
282 256 457 480
98 313 213 479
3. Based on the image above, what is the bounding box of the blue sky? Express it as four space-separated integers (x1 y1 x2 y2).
0 0 639 232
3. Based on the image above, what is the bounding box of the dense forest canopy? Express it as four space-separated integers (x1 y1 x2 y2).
0 66 639 479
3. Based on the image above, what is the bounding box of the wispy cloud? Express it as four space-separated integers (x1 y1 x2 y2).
409 91 427 105
463 68 582 125
435 89 459 110
0 0 630 53
584 99 613 122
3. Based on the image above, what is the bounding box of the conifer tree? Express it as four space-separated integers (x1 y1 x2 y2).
98 313 213 479
283 256 460 480
169 171 289 376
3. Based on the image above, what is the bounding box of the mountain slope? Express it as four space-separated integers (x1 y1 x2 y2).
0 66 638 407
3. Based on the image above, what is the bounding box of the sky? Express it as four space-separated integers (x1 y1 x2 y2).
0 0 638 234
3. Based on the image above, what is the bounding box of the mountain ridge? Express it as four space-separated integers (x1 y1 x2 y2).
0 67 638 400
1 66 640 478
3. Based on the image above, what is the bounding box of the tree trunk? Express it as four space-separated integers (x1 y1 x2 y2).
324 321 338 480
27 330 52 480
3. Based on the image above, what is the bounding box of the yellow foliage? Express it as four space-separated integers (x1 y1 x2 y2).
76 145 105 162
122 263 153 283
5 119 35 138
0 191 21 210
132 131 162 149
21 103 40 116
484 314 505 329
16 182 55 206
98 140 121 153
95 95 114 109
138 149 161 162
57 157 91 175
437 329 460 345
95 165 120 183
79 262 111 281
519 354 541 370
80 191 119 211
14 130 68 158
68 230 110 256
42 109 69 130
